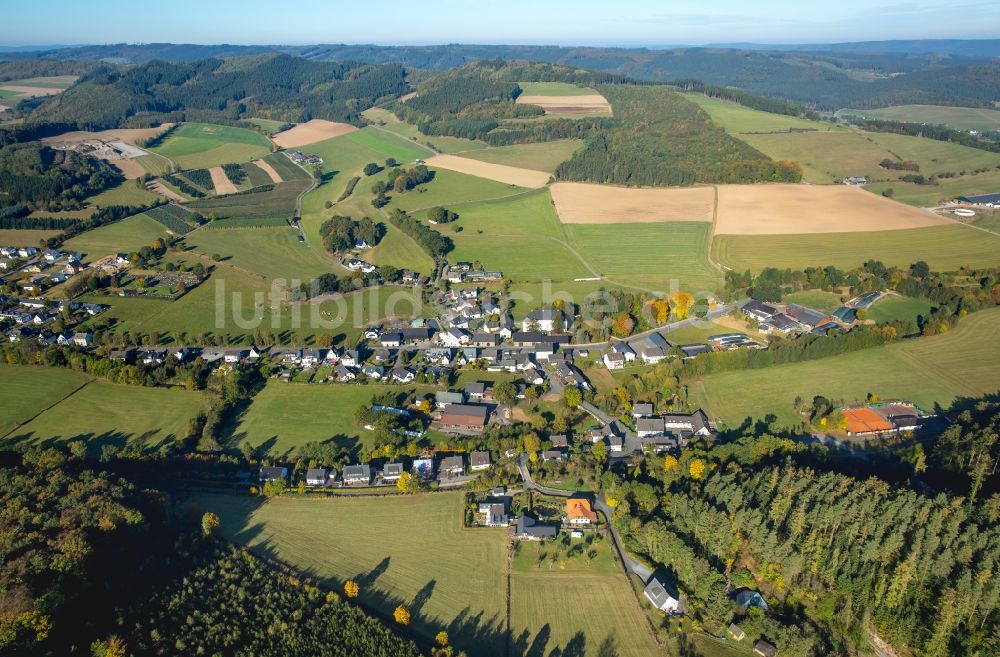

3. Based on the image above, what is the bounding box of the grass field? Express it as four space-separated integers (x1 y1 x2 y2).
2 75 77 89
450 233 592 283
458 139 583 173
866 131 1000 177
389 167 524 213
7 378 208 451
0 366 92 436
565 222 720 293
229 380 437 455
244 118 289 135
364 224 436 274
135 154 172 176
87 179 160 207
185 225 334 280
185 180 310 221
838 105 1000 133
519 81 601 96
866 169 1000 207
688 307 1000 427
867 294 934 325
683 94 838 134
0 89 21 98
781 290 845 312
62 212 171 261
192 493 509 657
362 108 483 153
711 224 1000 272
152 123 271 170
0 228 63 245
261 152 312 181
737 130 896 183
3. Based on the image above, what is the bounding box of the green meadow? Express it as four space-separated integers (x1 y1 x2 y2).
459 139 583 173
152 122 271 169
838 105 1000 133
0 366 92 436
683 93 838 134
62 212 171 261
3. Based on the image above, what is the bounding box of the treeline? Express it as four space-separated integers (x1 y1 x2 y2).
0 143 123 210
0 204 80 230
932 400 1000 499
555 85 801 186
337 175 360 201
849 117 1000 153
222 162 246 184
16 55 406 133
670 78 807 117
389 208 452 259
613 435 1000 657
164 173 205 198
319 215 384 253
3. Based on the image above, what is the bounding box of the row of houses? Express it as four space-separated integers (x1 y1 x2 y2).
259 451 495 488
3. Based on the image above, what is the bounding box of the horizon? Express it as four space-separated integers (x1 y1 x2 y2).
1 0 999 47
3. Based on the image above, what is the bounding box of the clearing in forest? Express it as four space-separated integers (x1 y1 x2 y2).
550 182 715 224
424 153 551 188
713 184 948 235
272 119 359 148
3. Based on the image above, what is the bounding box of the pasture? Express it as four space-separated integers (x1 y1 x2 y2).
867 294 934 325
7 379 208 452
0 228 63 246
865 131 1000 177
0 366 92 437
866 169 1000 207
683 93 836 134
518 81 601 96
420 188 562 238
458 139 583 173
191 493 509 657
838 105 1000 133
423 154 550 187
688 307 1000 427
364 224 436 274
713 184 946 235
550 182 715 224
62 212 171 261
362 108 484 153
450 233 593 283
272 119 358 148
185 225 334 280
564 222 720 293
88 179 159 207
151 123 271 170
711 224 1000 272
387 168 525 213
780 290 845 313
736 130 899 183
229 380 437 455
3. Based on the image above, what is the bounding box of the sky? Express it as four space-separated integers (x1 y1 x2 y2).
1 0 998 47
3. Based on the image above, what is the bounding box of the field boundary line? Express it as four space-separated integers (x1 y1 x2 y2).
1 378 93 440
367 124 438 157
403 187 542 215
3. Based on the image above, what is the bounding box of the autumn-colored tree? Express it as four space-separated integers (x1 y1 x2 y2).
611 313 635 337
394 604 411 625
669 291 695 320
663 454 678 471
523 431 542 454
689 458 705 480
344 580 360 598
201 512 220 537
397 471 413 493
436 631 449 647
563 386 582 408
494 381 517 406
90 636 127 657
592 440 607 464
647 299 670 324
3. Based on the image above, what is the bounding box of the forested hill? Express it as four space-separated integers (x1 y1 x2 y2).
26 54 407 131
4 42 997 110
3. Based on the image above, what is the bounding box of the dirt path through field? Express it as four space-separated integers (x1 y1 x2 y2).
209 167 238 195
147 181 186 202
425 154 551 187
251 159 283 183
272 119 358 148
551 182 715 223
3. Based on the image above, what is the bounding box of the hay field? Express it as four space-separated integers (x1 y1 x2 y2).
208 166 238 195
551 182 715 224
458 139 582 173
425 153 551 187
738 130 895 183
0 366 92 437
517 94 612 116
0 85 62 98
712 224 1000 272
193 493 509 657
361 107 483 153
713 184 948 234
688 307 1000 427
185 226 333 280
683 93 836 134
272 119 358 148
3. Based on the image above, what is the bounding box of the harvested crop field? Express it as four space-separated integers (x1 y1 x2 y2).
0 85 63 98
251 158 282 182
111 158 146 179
208 166 238 195
714 184 947 235
42 124 173 145
551 182 715 224
146 180 186 202
272 119 358 148
425 153 550 187
517 94 612 115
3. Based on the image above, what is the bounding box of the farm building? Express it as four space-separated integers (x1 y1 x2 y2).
957 192 1000 206
742 299 777 322
754 640 778 657
842 408 896 436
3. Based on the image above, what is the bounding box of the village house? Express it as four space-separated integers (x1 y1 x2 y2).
633 402 654 418
643 577 680 614
382 462 404 482
565 498 598 525
754 640 778 657
342 464 372 486
305 468 329 487
470 451 492 471
515 515 558 541
542 450 567 462
439 403 490 433
480 502 509 527
603 351 625 370
390 367 415 383
439 455 465 477
521 309 566 333
259 466 287 483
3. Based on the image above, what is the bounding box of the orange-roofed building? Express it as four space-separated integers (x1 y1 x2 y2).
843 408 895 436
566 498 598 525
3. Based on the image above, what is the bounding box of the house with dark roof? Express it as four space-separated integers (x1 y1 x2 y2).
305 468 329 487
439 455 465 476
342 464 372 486
259 466 287 483
549 434 569 449
515 515 558 540
742 299 777 322
754 640 778 657
643 577 680 613
382 462 405 482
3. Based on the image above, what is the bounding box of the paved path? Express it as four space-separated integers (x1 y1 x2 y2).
516 454 651 581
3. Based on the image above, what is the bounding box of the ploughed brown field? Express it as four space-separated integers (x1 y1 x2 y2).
208 166 238 195
516 94 612 115
271 119 358 148
424 154 551 188
146 180 185 202
713 184 949 235
550 182 715 223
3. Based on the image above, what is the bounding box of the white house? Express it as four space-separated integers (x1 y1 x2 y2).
644 578 680 613
521 309 566 333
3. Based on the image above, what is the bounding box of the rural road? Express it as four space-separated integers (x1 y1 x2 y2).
516 454 652 582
